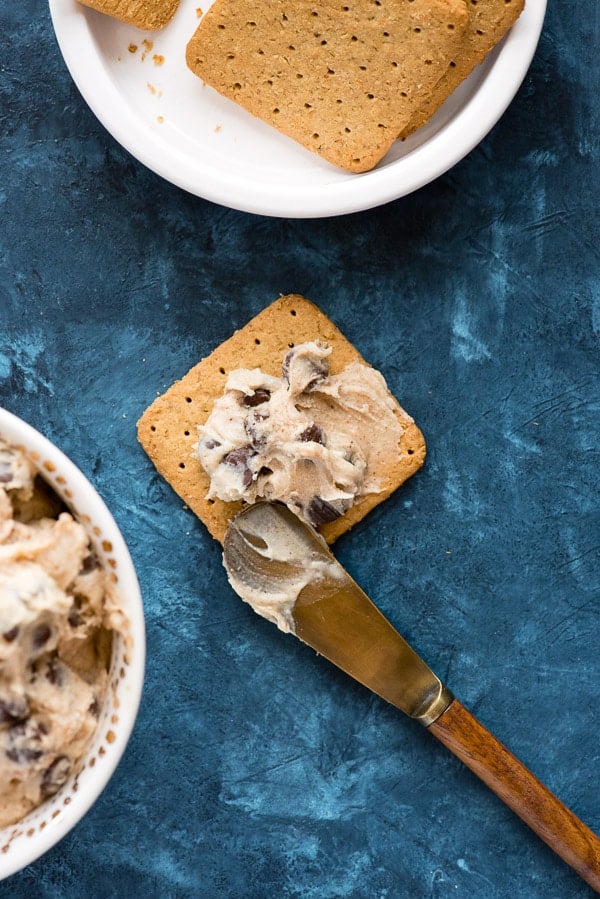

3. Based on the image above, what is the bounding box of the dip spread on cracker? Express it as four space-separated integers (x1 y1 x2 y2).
137 295 426 544
196 340 405 528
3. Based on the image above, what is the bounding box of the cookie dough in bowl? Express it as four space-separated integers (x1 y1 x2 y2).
0 407 145 881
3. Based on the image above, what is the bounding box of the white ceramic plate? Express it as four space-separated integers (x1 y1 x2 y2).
49 0 546 218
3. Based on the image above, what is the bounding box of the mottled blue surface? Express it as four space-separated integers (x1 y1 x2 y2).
1 1 599 896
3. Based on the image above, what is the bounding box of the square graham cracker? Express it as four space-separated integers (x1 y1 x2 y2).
186 0 469 173
76 0 180 30
399 0 525 138
137 295 426 544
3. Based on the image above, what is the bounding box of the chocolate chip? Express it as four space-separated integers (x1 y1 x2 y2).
223 446 255 466
10 722 27 737
40 755 71 799
5 719 46 764
45 656 64 687
68 595 85 628
68 608 83 628
244 412 268 449
241 388 270 407
2 626 19 643
0 697 30 724
306 496 341 527
80 553 99 575
202 438 221 451
282 348 328 390
307 373 327 391
32 624 52 650
241 469 254 489
298 424 324 444
222 446 256 488
281 348 294 382
6 746 43 764
88 696 101 718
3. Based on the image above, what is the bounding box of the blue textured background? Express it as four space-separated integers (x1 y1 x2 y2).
1 1 598 896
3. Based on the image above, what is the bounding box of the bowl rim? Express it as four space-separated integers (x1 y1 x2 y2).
48 0 548 218
0 407 145 881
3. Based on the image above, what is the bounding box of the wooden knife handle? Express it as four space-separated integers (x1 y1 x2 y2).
428 699 600 892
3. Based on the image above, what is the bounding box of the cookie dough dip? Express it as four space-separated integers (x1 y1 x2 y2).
0 438 127 827
196 341 405 528
137 295 425 544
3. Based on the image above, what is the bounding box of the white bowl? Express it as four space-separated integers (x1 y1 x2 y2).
49 0 547 218
0 408 145 881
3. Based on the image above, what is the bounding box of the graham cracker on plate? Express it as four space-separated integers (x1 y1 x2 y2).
137 295 426 544
76 0 180 30
185 0 469 173
399 0 525 138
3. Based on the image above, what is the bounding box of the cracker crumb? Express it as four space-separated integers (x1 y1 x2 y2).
196 7 203 16
147 83 157 95
214 124 222 133
141 39 154 61
128 43 138 54
153 54 165 66
157 115 165 124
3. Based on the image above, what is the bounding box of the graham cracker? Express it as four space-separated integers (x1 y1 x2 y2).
137 295 426 544
399 0 525 138
185 0 469 173
76 0 180 30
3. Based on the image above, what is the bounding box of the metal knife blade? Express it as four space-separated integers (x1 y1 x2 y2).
223 501 453 725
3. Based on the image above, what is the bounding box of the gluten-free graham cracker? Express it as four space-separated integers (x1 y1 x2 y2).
137 295 426 544
185 0 469 173
76 0 180 30
399 0 525 138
